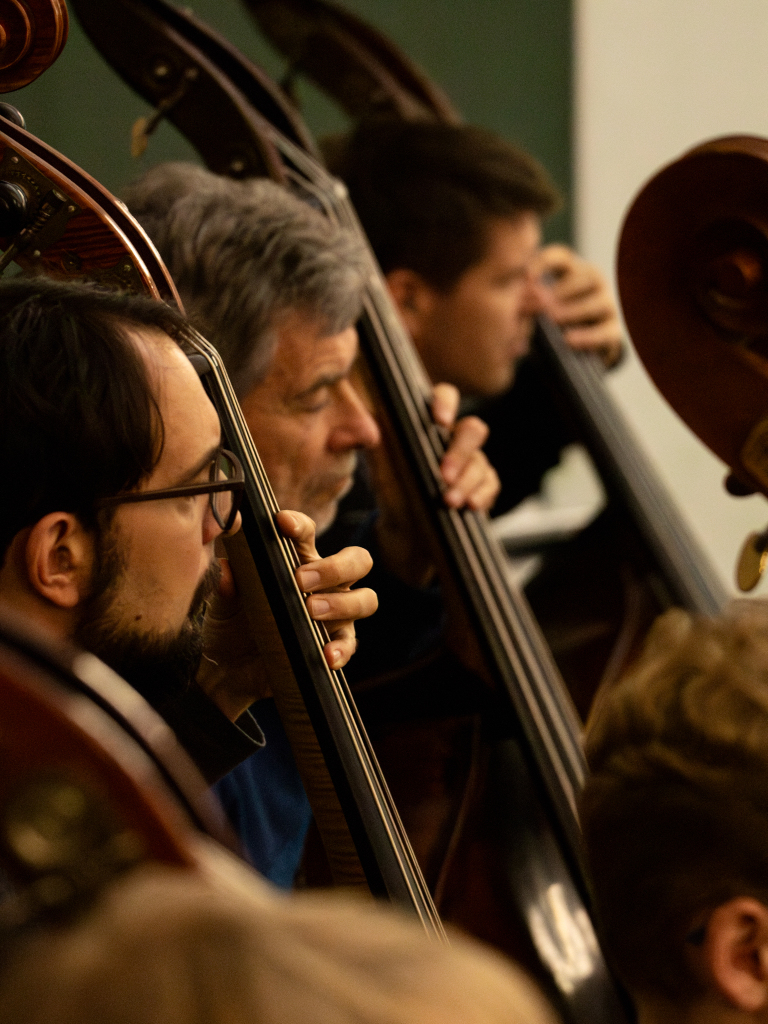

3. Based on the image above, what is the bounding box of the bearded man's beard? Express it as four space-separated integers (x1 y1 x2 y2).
74 527 222 704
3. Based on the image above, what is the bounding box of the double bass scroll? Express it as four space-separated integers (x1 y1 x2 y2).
618 134 768 592
0 0 67 92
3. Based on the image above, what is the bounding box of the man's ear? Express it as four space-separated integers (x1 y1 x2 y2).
385 268 438 341
701 898 768 1011
25 512 95 610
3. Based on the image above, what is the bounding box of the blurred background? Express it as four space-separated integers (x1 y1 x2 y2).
17 0 768 595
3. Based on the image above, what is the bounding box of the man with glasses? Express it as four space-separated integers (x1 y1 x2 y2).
0 276 376 782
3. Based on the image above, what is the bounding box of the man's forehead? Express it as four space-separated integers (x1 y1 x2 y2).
484 213 542 257
121 323 181 367
123 324 210 401
273 313 358 381
123 324 220 437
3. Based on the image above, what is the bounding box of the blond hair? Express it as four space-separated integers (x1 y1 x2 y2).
0 837 559 1024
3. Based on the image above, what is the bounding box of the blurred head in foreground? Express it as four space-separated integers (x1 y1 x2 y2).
581 602 768 1024
0 840 559 1024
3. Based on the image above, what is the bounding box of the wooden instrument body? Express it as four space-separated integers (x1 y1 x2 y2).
0 615 201 868
619 136 768 499
0 609 224 951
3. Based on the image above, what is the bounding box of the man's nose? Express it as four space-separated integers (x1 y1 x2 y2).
330 381 382 451
521 272 549 316
203 505 242 546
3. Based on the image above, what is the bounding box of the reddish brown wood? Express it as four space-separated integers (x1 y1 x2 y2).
0 126 182 304
0 0 68 91
618 135 768 498
0 637 195 872
241 0 460 124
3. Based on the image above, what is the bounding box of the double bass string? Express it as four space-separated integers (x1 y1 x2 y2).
272 125 587 823
62 0 630 1007
535 317 727 614
183 327 447 939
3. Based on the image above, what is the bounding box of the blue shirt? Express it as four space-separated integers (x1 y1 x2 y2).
213 697 311 888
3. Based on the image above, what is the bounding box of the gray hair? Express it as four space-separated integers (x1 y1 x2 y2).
124 163 368 396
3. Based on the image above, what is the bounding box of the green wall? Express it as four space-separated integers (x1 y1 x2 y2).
10 0 571 241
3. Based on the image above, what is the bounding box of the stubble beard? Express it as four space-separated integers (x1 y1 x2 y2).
74 525 222 702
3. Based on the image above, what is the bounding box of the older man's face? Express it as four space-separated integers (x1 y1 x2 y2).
239 311 381 533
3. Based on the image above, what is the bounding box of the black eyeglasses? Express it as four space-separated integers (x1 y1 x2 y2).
100 448 245 533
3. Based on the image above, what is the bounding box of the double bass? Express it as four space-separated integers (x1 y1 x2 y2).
0 611 213 952
68 1 630 1019
0 0 222 955
0 0 444 934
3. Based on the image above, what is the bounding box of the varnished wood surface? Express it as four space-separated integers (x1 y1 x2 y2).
618 135 768 499
0 0 67 92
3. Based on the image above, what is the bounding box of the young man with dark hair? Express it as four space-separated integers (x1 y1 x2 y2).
0 276 375 782
580 601 768 1024
327 120 623 513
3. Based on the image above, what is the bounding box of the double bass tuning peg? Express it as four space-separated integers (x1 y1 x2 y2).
0 106 30 236
0 103 24 129
0 179 29 237
737 526 768 591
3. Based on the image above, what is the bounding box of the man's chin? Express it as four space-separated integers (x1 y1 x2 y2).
468 365 517 400
310 475 356 536
314 500 341 537
77 616 205 703
75 575 216 700
508 330 532 366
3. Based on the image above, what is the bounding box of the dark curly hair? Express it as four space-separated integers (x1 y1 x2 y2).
0 276 187 561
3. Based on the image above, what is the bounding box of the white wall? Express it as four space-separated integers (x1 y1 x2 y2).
574 0 768 596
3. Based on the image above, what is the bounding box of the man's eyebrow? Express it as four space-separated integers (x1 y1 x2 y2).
174 443 221 486
292 372 344 400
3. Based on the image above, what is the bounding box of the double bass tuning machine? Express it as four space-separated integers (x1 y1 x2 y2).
0 132 80 274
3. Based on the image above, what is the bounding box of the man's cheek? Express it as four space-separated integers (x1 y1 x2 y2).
189 560 222 619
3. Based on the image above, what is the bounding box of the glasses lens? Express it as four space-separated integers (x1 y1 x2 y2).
211 451 238 529
212 490 233 525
